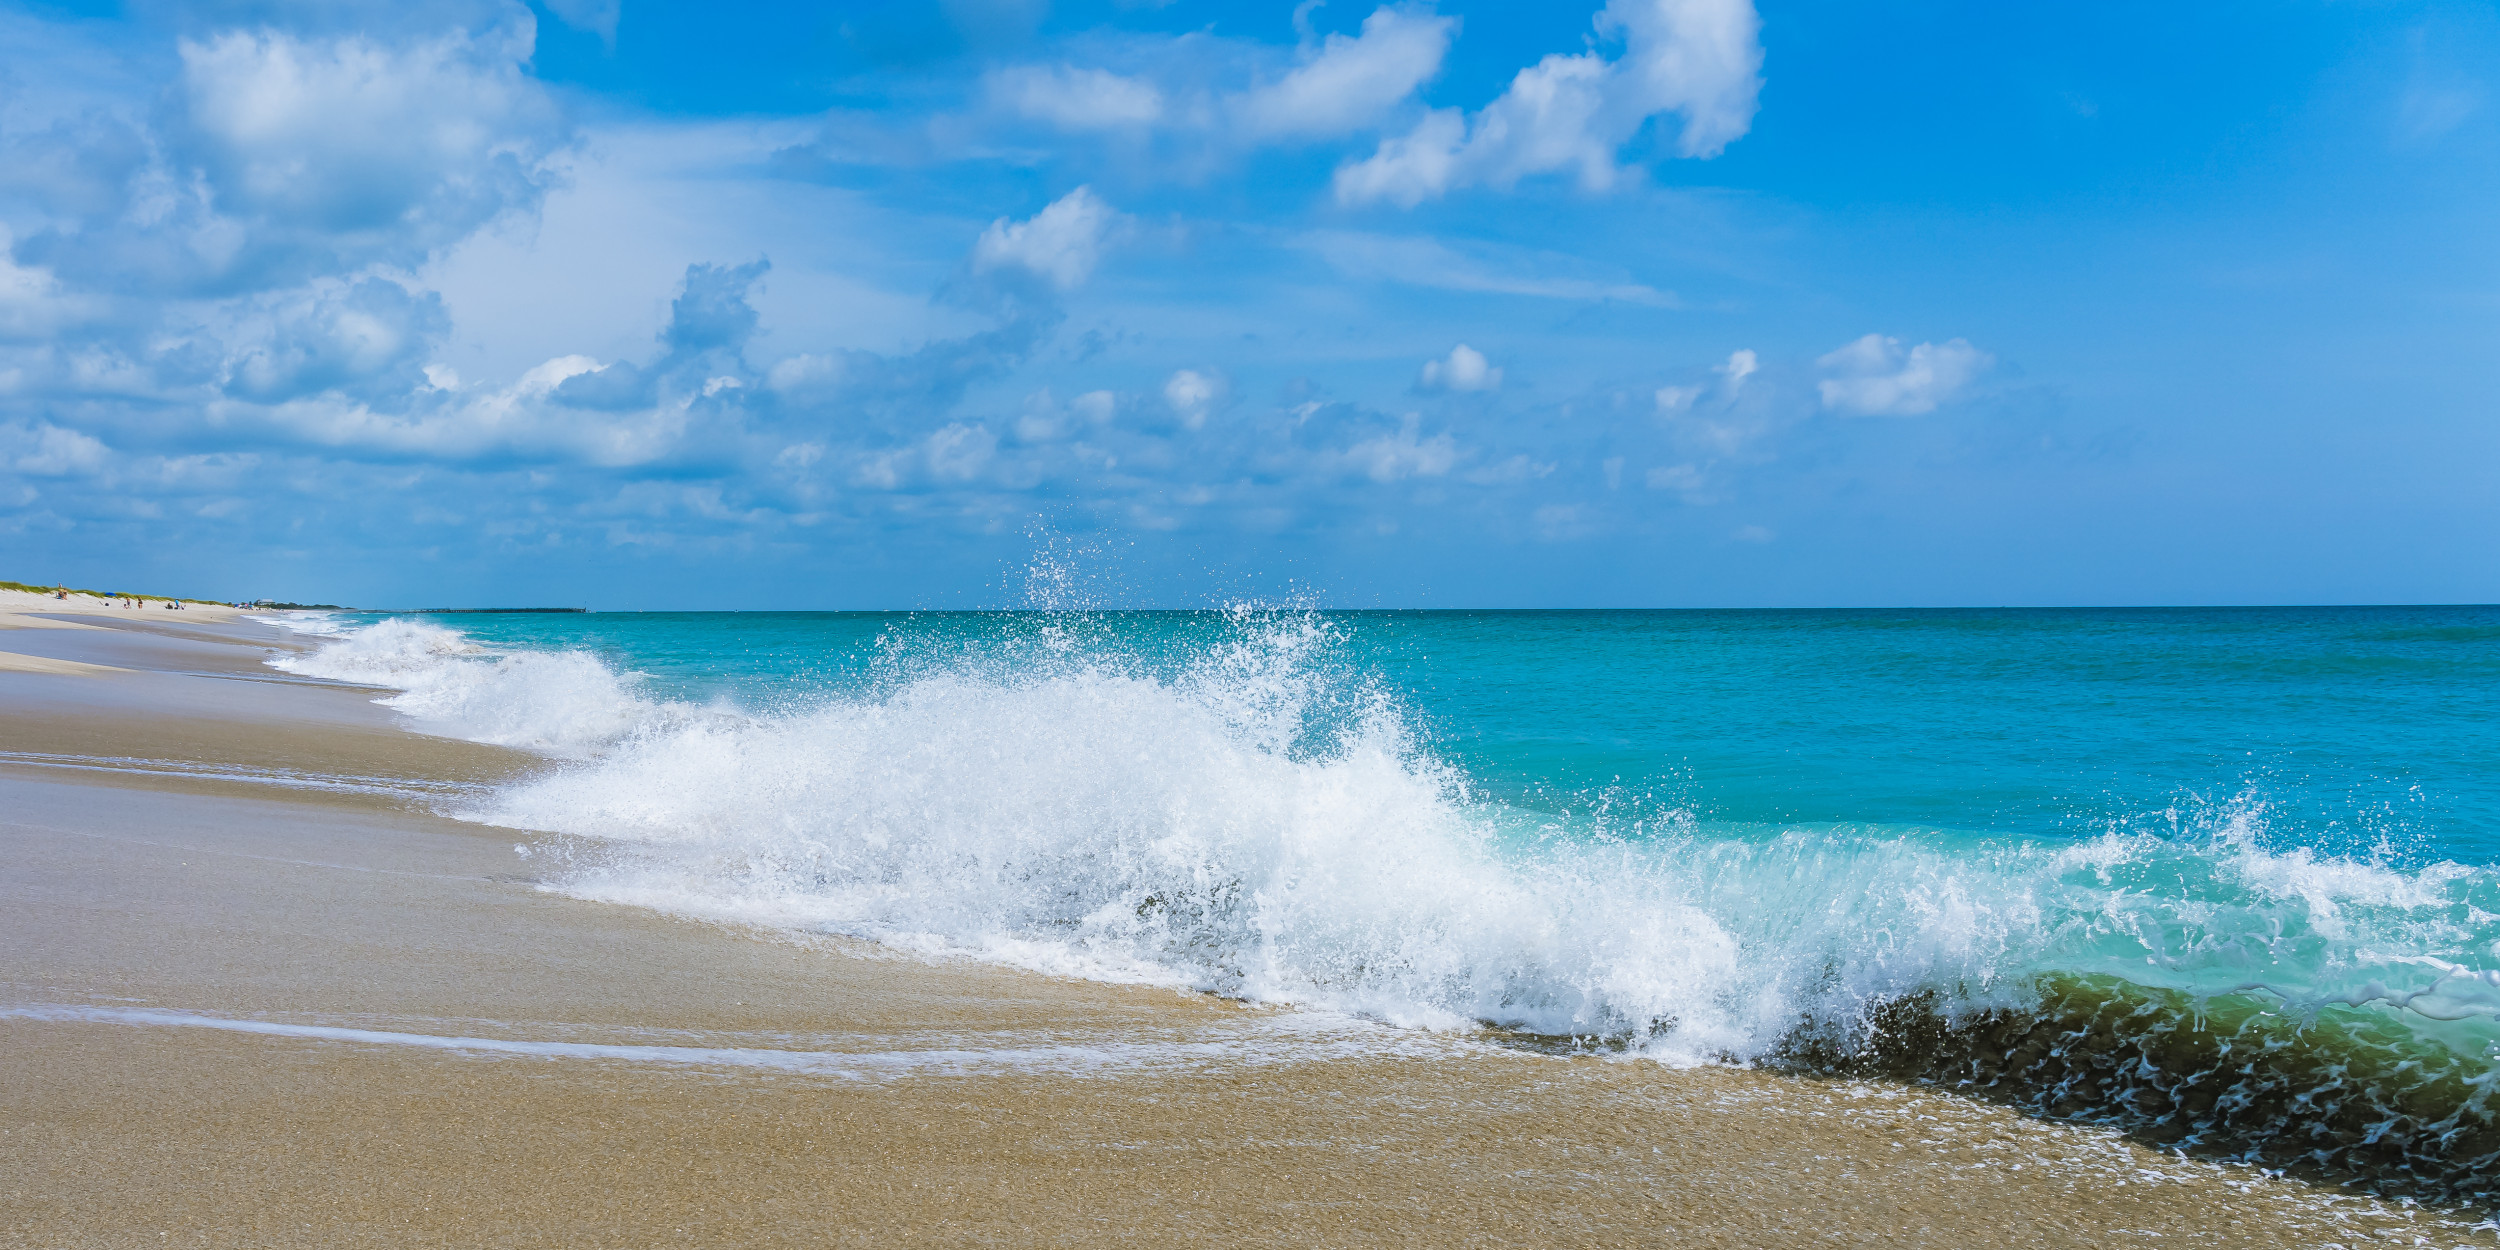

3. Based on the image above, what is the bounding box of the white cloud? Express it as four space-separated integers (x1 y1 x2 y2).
995 6 1452 150
1163 368 1224 428
1013 386 1119 441
0 239 73 341
1719 347 1758 391
6 423 110 476
542 0 621 43
972 186 1122 290
176 23 563 268
992 65 1166 129
926 422 997 481
1656 349 1756 412
767 353 846 395
1418 343 1501 391
1603 0 1766 159
516 354 603 396
1071 390 1117 424
1732 523 1775 543
1238 6 1457 138
1345 413 1457 481
1330 109 1468 207
1816 334 1991 416
1335 0 1762 206
226 277 448 403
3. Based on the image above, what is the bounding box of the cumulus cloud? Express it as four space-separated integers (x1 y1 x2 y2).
1418 343 1500 392
1816 334 1991 416
1237 6 1457 138
972 186 1122 290
925 422 998 481
992 5 1454 153
1071 389 1117 424
1658 347 1756 410
5 423 110 477
0 236 78 342
179 23 559 278
1345 413 1458 482
663 260 770 356
1163 368 1225 428
1335 0 1761 206
142 261 785 470
226 277 450 403
1719 347 1759 391
1013 386 1120 441
14 20 565 295
1604 0 1764 158
0 113 151 223
0 8 1683 582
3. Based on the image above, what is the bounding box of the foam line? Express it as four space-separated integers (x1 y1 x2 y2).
0 751 481 798
0 1004 1296 1077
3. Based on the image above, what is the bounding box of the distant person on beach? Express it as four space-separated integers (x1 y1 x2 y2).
54 586 66 599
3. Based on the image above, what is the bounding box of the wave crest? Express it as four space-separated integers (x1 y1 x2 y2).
271 609 2500 1198
271 617 656 752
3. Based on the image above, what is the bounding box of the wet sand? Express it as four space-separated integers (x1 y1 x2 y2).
1 612 2486 1247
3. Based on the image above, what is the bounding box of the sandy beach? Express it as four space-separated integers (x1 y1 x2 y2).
1 602 2487 1247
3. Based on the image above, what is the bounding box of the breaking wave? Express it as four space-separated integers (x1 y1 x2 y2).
269 607 2500 1202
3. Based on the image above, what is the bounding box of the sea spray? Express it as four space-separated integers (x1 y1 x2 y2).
264 606 2500 1201
268 616 670 753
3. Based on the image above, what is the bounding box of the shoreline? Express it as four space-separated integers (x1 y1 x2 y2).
1 609 2487 1246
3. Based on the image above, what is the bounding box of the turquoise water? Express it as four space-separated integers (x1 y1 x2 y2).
314 605 2499 851
275 604 2500 1198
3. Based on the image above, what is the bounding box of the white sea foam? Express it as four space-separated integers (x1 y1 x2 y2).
270 611 2500 1062
269 617 662 753
250 609 351 636
0 1004 1461 1078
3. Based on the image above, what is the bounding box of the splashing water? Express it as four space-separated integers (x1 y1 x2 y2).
261 603 2500 1201
270 616 666 753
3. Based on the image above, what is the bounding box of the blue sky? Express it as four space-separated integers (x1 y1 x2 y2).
1 0 2494 607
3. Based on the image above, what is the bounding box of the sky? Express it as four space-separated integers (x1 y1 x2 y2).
0 0 2494 608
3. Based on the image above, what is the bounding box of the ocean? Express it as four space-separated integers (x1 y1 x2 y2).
266 604 2500 1201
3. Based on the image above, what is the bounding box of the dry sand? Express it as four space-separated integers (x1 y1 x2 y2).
1 612 2488 1247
